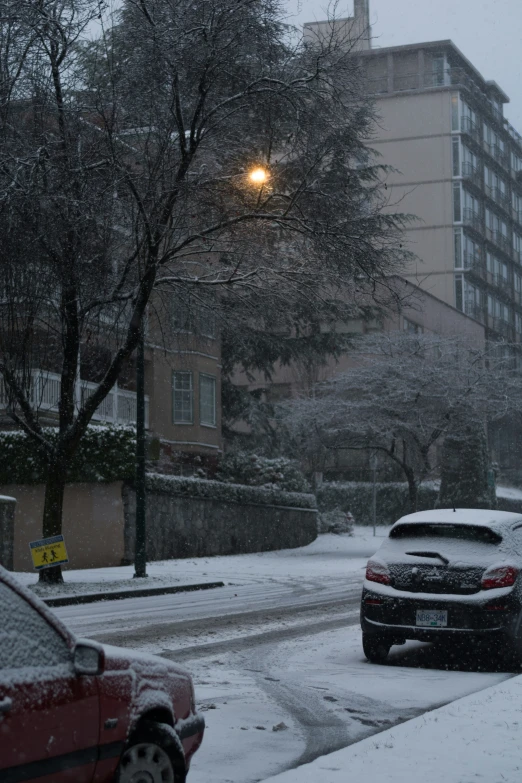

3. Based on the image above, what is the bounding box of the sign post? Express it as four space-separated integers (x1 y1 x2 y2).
29 535 69 571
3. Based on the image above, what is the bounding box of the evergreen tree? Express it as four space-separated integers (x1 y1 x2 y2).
438 426 497 510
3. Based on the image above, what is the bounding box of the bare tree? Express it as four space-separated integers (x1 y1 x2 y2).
0 0 409 583
281 332 517 511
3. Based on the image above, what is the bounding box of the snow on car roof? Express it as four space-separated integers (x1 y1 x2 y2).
393 509 522 529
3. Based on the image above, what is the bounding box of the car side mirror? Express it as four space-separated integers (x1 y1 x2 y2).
73 640 104 676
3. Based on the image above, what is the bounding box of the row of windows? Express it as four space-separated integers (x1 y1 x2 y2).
453 185 522 252
451 94 522 179
453 139 522 224
455 275 522 333
172 372 216 427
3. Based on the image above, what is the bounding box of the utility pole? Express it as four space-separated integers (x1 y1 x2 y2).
134 320 147 578
371 452 377 537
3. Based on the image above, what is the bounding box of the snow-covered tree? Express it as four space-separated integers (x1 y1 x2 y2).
0 0 408 583
281 332 517 511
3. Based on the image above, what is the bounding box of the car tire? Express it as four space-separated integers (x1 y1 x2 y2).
116 720 185 783
362 632 392 664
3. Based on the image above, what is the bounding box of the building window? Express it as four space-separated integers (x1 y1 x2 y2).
451 93 459 131
455 274 463 311
452 138 460 177
403 317 423 334
171 298 194 333
199 306 217 339
173 372 193 424
199 374 216 427
454 229 462 268
453 183 461 222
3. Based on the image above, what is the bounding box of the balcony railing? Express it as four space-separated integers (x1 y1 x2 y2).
485 226 511 253
460 116 481 144
462 208 483 233
464 302 486 323
463 250 483 270
461 162 482 188
494 274 512 296
393 73 419 92
490 317 513 338
0 370 149 428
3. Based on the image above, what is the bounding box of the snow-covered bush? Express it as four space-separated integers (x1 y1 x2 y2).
0 426 135 484
216 452 310 493
146 472 316 509
317 507 354 535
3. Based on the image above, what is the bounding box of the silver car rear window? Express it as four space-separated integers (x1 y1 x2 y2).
389 523 501 545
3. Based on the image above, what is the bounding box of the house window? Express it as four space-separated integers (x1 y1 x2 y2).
199 374 216 427
173 372 193 423
198 306 217 339
171 298 194 333
403 317 423 334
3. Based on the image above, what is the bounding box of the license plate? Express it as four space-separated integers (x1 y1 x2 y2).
416 609 447 627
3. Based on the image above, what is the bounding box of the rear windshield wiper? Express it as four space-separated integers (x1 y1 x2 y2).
405 551 449 565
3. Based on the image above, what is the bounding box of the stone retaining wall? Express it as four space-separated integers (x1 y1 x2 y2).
123 485 317 562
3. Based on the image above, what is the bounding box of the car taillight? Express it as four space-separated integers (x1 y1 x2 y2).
481 564 519 590
365 559 391 586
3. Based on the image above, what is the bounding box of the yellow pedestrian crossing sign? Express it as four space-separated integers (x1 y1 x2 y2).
30 535 69 570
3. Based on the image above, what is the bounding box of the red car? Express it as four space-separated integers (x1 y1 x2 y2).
0 564 204 782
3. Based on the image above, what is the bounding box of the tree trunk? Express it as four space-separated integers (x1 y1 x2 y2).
38 458 67 585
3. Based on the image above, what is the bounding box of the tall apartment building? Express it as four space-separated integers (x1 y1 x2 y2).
305 11 522 351
359 40 522 349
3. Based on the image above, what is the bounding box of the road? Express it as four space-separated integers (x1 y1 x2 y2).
55 560 515 783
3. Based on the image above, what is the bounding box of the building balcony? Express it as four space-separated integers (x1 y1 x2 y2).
393 73 420 92
460 116 481 145
461 162 482 189
0 370 149 428
489 317 513 339
483 141 510 171
462 208 483 233
485 226 511 254
513 208 522 226
513 248 522 264
464 301 486 323
463 250 483 270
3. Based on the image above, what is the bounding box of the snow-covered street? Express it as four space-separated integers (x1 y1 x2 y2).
35 531 516 782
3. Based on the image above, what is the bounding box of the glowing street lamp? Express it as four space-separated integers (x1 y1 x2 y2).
248 166 269 185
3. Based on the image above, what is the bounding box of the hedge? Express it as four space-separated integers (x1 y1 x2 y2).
317 481 522 525
146 472 317 510
0 426 136 484
316 482 439 526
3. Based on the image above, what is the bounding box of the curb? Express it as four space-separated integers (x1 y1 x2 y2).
42 580 225 608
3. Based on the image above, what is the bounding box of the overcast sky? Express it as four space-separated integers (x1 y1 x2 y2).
285 0 522 130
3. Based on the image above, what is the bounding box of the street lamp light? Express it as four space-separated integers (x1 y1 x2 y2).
248 167 269 185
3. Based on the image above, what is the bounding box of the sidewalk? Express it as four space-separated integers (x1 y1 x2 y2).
13 528 384 606
262 673 522 783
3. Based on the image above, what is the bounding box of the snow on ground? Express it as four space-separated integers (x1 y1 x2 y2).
261 672 522 783
15 528 387 598
183 625 512 783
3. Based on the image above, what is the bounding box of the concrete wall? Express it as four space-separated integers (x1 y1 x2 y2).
0 483 125 571
1 481 316 571
123 486 318 562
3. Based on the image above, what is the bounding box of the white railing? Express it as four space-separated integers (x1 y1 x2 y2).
0 370 149 428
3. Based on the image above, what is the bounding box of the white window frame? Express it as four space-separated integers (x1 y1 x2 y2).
199 373 217 427
172 371 193 424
